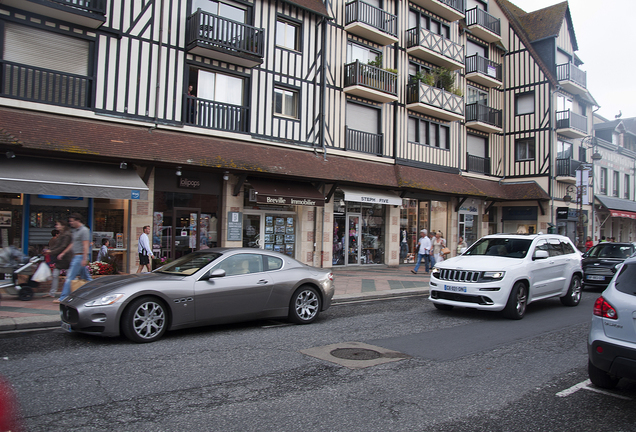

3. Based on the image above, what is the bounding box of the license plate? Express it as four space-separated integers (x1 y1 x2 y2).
587 275 605 281
61 322 72 332
444 285 467 292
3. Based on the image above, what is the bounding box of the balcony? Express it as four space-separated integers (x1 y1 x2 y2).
465 103 502 133
556 158 582 183
345 1 398 46
345 127 383 156
467 154 490 175
465 7 501 43
186 10 264 68
409 0 465 22
406 28 464 71
0 60 92 108
556 63 587 96
406 82 464 121
2 0 106 28
465 54 501 87
556 110 587 139
184 95 249 133
343 61 398 103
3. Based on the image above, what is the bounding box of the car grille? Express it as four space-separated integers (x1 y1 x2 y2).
584 267 614 276
437 269 480 283
60 304 79 324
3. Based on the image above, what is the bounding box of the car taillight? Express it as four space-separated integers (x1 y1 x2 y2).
593 296 618 320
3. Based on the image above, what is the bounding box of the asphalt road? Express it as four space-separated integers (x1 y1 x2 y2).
1 290 635 431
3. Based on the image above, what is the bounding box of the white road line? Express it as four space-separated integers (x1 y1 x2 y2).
582 386 633 400
556 379 591 397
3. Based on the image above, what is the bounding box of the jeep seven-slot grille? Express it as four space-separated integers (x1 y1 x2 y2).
438 269 480 283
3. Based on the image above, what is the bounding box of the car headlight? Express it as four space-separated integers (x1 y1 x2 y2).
482 271 505 280
84 294 125 307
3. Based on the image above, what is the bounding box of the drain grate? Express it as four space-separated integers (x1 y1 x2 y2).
330 347 382 361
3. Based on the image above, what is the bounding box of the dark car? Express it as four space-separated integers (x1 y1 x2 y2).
582 242 636 289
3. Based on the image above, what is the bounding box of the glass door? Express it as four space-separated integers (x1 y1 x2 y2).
174 208 200 260
347 214 360 265
243 213 261 248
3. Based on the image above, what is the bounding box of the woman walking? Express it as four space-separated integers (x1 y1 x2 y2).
44 220 72 298
432 231 446 264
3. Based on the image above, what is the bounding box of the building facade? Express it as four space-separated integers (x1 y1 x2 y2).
0 0 610 272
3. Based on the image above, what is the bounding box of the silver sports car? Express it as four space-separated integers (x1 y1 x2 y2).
59 248 335 343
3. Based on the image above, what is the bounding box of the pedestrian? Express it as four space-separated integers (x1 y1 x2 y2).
187 85 196 123
48 228 59 248
411 229 432 274
585 236 593 252
432 230 446 264
96 238 110 262
456 236 467 256
137 225 155 273
55 214 92 303
44 219 72 298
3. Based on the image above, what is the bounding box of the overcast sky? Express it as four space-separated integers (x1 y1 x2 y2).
507 0 634 121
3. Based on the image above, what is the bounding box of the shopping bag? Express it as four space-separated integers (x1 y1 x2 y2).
32 262 52 282
70 279 89 292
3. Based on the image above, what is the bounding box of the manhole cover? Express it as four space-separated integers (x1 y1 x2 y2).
330 348 382 361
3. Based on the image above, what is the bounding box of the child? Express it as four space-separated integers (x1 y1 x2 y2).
96 238 109 262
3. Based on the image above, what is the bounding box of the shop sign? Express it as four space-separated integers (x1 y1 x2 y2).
556 207 569 220
131 190 140 199
227 211 242 241
458 205 479 214
258 195 318 206
177 176 201 190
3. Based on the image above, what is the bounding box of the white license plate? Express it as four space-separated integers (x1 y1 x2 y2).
444 285 467 292
61 322 72 332
587 275 605 281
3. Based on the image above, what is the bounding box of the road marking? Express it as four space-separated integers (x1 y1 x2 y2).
556 379 632 400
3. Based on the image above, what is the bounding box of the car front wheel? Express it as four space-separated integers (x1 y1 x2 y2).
588 360 620 389
121 297 168 343
502 281 527 320
560 274 582 306
289 286 321 324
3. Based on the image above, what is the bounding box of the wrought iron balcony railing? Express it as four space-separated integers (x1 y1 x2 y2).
467 154 490 175
556 62 587 89
406 28 464 65
186 10 264 58
345 1 397 37
51 0 106 15
344 61 397 96
345 127 383 156
407 81 464 117
465 103 502 128
556 157 582 177
0 60 92 108
437 0 465 13
465 54 501 81
465 7 501 36
185 95 249 133
556 110 587 134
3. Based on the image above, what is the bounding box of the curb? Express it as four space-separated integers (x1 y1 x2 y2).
0 316 60 332
332 287 429 304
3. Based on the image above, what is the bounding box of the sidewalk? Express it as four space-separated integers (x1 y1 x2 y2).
0 264 429 332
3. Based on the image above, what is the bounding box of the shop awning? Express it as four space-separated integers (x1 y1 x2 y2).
0 158 149 200
248 178 324 207
610 210 636 220
340 186 402 206
596 195 636 219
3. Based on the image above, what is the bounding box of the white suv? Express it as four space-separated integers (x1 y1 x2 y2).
429 233 583 319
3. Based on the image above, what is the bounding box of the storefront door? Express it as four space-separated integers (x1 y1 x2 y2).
172 207 200 260
347 214 360 265
243 213 261 248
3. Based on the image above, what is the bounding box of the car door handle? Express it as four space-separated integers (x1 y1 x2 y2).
257 279 269 285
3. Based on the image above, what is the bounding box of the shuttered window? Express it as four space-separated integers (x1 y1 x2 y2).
346 102 379 134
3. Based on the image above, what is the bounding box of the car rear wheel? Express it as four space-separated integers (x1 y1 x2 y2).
588 360 620 389
433 303 454 311
502 281 527 320
121 297 168 343
560 275 582 306
289 286 321 324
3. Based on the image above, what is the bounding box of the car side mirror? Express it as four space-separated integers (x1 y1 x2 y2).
533 250 549 260
199 269 226 281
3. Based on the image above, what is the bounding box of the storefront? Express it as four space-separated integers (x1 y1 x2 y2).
458 202 480 248
556 206 587 244
152 168 220 260
333 187 401 266
399 196 449 263
0 157 148 272
503 206 539 235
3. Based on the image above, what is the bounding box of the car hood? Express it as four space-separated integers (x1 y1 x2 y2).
435 255 519 271
71 272 185 299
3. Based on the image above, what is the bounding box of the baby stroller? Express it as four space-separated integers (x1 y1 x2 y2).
0 246 43 301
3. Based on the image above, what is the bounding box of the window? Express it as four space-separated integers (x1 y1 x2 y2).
466 40 487 58
191 0 246 22
467 134 487 158
467 86 488 105
516 92 534 115
274 87 298 119
408 10 450 38
600 168 607 195
408 62 430 82
346 102 380 134
276 18 300 51
625 174 630 200
515 138 535 161
193 69 244 105
407 117 449 149
557 94 572 112
579 146 587 162
557 140 572 159
613 171 620 197
347 41 380 65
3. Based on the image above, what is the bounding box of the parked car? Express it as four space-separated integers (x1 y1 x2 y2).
582 242 636 289
59 248 334 343
429 233 583 319
588 256 636 388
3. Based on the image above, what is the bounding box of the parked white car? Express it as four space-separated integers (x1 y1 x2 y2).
429 233 583 319
588 256 636 388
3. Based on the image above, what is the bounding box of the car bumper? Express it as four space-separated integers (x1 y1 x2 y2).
582 273 613 287
428 277 508 311
60 302 122 337
588 318 636 381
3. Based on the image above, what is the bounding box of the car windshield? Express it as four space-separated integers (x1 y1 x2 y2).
586 244 633 259
156 252 222 275
463 238 532 259
613 263 636 296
